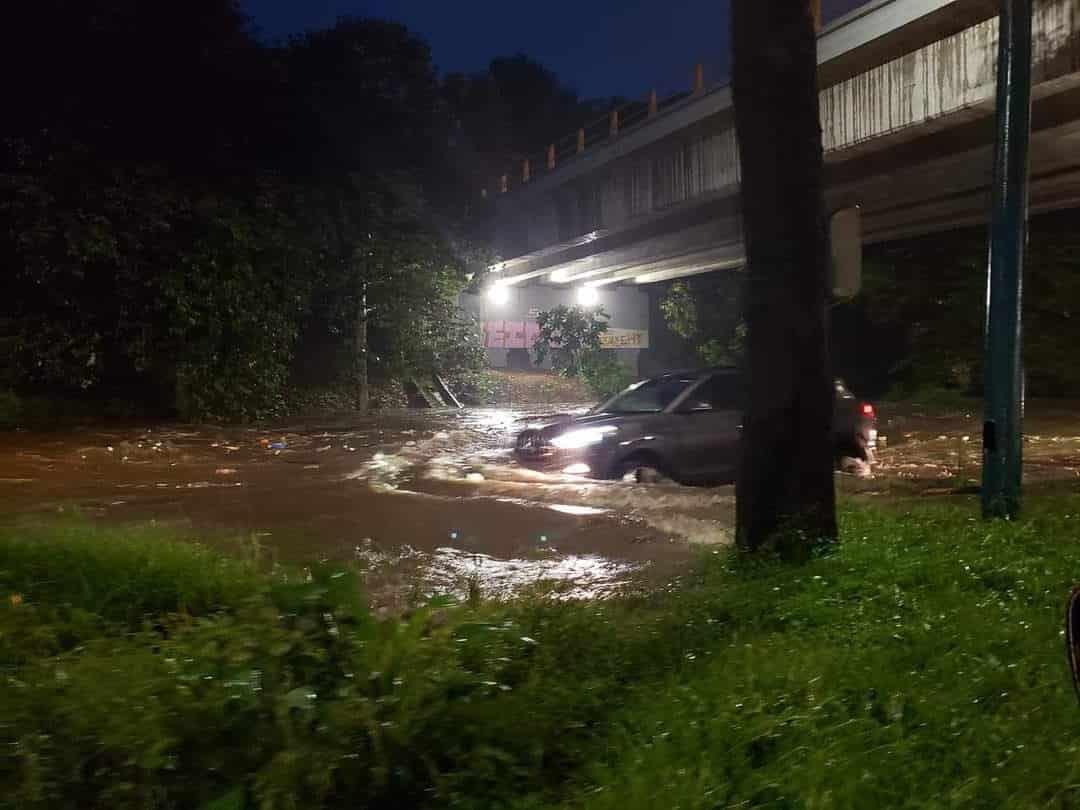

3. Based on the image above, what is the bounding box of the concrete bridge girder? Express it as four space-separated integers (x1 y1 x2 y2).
489 0 1080 291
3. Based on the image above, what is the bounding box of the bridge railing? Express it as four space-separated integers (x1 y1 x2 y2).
481 0 840 199
483 63 711 198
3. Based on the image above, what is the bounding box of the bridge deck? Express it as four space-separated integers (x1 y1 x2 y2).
490 0 1080 289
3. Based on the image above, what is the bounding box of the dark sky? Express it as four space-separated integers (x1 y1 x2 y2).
244 0 869 100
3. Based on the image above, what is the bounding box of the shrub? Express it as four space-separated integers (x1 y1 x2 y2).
532 305 609 377
580 350 634 398
8 498 1080 809
0 520 699 808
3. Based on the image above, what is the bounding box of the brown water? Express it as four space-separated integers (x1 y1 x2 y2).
4 399 1077 607
0 405 729 608
862 400 1080 492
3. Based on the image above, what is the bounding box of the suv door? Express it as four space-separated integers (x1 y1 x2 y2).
672 372 743 483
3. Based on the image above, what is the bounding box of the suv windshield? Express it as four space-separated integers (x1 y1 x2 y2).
596 375 698 414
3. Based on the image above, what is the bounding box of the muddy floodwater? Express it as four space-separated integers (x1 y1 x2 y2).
2 399 1078 607
0 405 730 608
852 400 1080 493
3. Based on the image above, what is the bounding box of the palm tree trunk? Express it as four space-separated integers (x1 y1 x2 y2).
732 0 837 553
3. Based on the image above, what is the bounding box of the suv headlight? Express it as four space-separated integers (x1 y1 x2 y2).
550 426 617 450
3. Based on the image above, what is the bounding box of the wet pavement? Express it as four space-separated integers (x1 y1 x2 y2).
2 399 1077 608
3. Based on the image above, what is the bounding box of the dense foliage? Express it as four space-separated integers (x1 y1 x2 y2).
657 209 1080 399
4 2 599 421
442 55 627 193
5 496 1080 807
532 305 632 396
659 276 746 368
846 209 1080 398
533 305 609 376
579 350 636 398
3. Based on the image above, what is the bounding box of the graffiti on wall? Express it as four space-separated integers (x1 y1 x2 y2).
481 320 540 349
599 328 649 349
482 321 648 350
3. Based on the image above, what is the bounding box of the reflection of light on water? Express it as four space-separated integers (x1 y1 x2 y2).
176 481 244 489
547 503 608 516
354 541 425 567
470 409 518 433
425 547 640 601
348 449 417 487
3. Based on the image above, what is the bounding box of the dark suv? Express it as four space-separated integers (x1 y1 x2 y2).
514 368 876 484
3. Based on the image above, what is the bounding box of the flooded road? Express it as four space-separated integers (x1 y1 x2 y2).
854 399 1080 493
0 405 730 608
3 398 1077 607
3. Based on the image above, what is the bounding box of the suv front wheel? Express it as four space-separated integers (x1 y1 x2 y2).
614 455 665 484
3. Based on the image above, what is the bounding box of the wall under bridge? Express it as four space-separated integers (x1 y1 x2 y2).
460 285 650 373
486 0 1080 289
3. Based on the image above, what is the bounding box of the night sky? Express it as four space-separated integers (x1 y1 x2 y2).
244 0 869 100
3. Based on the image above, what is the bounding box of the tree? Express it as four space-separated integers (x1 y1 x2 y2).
285 18 478 412
298 175 481 413
533 305 609 377
832 209 1080 400
659 277 747 367
732 0 836 553
1 0 314 420
1 1 569 422
532 305 632 397
285 18 438 176
441 54 624 194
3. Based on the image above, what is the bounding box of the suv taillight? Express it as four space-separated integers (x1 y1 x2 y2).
861 402 875 419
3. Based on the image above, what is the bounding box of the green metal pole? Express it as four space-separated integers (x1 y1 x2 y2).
983 0 1033 519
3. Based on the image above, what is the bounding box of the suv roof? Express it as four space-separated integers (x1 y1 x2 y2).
653 366 739 379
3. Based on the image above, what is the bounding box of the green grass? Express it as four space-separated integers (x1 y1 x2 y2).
0 521 264 625
3 498 1080 808
562 500 1080 809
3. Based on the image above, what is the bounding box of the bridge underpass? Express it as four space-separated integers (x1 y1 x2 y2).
474 0 1080 369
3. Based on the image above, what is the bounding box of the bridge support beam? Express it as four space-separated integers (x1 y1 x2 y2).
983 0 1033 519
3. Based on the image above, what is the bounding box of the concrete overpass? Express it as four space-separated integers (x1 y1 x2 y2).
475 0 1080 369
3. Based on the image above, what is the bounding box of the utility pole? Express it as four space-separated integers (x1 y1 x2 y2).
983 0 1033 519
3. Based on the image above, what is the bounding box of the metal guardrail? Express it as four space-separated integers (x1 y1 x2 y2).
481 0 831 198
482 0 987 200
484 63 708 198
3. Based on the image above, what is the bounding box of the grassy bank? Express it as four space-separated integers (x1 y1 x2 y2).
3 499 1080 808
